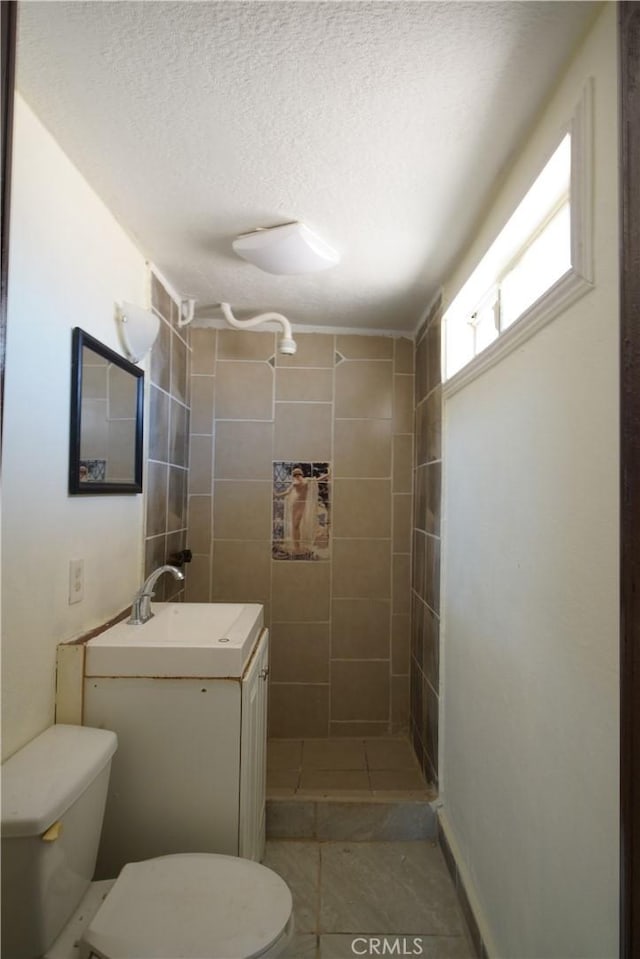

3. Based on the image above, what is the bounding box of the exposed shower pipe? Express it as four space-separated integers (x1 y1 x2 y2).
220 302 297 355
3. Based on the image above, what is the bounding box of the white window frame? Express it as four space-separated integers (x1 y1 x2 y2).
443 81 593 397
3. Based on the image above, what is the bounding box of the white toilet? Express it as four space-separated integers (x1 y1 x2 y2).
1 724 294 959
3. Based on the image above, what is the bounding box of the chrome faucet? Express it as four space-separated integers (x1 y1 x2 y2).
128 565 185 625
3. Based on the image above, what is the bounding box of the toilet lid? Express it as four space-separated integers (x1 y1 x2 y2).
82 853 293 959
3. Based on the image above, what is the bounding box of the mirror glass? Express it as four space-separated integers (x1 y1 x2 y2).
69 328 143 494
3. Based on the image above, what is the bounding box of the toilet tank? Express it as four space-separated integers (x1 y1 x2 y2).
1 724 117 959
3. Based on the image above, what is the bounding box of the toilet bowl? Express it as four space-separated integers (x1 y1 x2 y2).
1 725 293 959
80 853 293 959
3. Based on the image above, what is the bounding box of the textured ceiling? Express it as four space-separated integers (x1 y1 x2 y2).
16 1 598 333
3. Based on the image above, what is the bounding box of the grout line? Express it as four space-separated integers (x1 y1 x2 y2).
333 416 403 424
316 823 322 932
272 399 333 406
214 358 274 366
331 356 395 363
388 366 399 735
269 344 276 671
327 336 336 737
332 536 392 542
208 331 218 603
275 365 334 372
330 658 390 663
211 416 275 423
364 736 373 792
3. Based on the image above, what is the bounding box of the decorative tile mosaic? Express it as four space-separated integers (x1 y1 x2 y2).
79 458 106 482
272 461 331 561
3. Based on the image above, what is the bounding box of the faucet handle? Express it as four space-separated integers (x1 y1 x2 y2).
168 548 192 568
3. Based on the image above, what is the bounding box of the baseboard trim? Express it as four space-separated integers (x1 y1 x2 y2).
437 814 491 959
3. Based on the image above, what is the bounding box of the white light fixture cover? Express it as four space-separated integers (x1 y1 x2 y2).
232 222 340 275
118 302 160 363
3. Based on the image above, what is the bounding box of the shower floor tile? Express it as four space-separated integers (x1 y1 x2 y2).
267 736 433 800
268 739 304 770
299 769 371 793
303 738 367 770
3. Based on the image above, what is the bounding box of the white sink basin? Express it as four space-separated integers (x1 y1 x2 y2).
85 603 264 678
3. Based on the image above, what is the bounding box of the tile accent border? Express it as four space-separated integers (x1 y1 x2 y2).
437 817 489 959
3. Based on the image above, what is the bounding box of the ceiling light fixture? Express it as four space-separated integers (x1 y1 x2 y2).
220 302 297 355
232 221 340 275
178 297 197 328
117 302 160 363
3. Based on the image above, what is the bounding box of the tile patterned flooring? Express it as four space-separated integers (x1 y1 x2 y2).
264 738 473 957
267 737 435 800
264 839 474 958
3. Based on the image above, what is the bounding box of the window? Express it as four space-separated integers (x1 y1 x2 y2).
443 83 593 390
500 198 571 330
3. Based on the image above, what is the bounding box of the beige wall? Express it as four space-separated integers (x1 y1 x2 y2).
439 6 619 956
2 97 147 760
186 328 414 738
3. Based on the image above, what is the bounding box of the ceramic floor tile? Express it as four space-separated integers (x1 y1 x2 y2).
319 841 464 936
281 933 319 958
267 768 300 790
299 769 370 792
267 800 316 839
268 739 303 770
316 802 435 842
319 934 473 958
267 786 297 798
365 737 420 770
368 769 427 791
303 738 367 770
371 789 435 802
263 840 320 934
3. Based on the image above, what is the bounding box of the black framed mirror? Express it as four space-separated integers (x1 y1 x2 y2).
69 327 144 494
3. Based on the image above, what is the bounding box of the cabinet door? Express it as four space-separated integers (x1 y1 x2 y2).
84 677 241 878
239 629 269 861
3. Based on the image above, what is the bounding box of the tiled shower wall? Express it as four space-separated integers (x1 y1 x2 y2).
411 297 442 786
185 329 414 738
143 273 191 600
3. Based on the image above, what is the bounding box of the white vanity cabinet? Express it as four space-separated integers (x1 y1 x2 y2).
82 618 269 879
